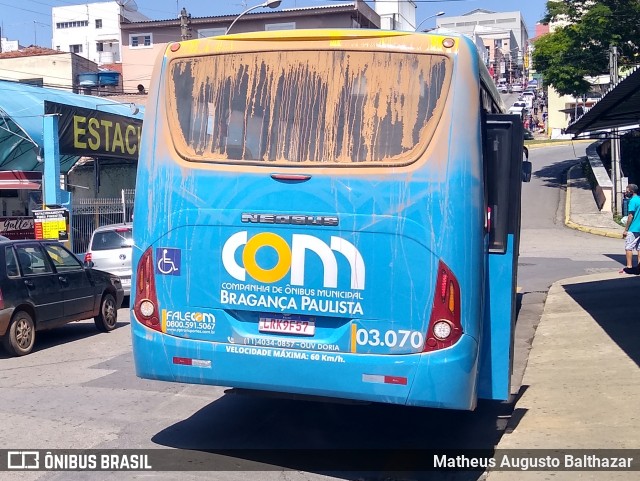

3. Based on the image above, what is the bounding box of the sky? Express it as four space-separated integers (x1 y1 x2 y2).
0 0 549 48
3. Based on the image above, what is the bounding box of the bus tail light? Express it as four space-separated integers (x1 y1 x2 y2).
133 247 161 331
423 260 463 352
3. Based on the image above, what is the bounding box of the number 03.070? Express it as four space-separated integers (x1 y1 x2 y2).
355 328 423 349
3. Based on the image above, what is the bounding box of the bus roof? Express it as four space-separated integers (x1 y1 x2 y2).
166 29 466 56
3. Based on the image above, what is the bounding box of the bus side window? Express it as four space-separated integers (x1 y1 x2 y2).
484 115 528 253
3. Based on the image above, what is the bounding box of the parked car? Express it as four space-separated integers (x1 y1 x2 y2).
518 96 534 109
0 239 124 356
84 223 132 296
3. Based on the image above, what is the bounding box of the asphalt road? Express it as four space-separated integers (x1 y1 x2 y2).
0 143 624 481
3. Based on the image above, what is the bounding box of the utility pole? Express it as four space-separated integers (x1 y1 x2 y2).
180 8 192 41
610 44 622 214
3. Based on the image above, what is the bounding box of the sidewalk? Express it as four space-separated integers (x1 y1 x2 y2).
487 163 640 480
564 164 625 238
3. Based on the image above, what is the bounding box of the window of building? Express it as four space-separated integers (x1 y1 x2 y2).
197 28 226 38
96 42 104 52
479 19 496 25
496 18 516 24
56 20 89 29
265 22 296 31
95 19 102 29
130 33 152 48
70 44 83 53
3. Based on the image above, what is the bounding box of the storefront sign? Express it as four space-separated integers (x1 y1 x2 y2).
33 209 69 241
0 217 35 239
44 101 143 161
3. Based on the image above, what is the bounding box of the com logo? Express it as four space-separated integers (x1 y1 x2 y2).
222 232 365 289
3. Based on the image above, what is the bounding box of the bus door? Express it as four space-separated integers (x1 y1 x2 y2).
478 114 530 401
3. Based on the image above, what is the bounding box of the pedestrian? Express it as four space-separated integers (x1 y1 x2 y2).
621 183 640 274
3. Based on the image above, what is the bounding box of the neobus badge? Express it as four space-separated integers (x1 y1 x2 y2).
241 213 339 226
222 231 365 289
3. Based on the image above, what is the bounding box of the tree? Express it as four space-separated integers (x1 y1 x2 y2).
534 0 640 97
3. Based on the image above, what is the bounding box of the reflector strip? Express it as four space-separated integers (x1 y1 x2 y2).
172 357 211 368
362 374 407 385
161 309 167 333
350 324 357 353
448 281 455 312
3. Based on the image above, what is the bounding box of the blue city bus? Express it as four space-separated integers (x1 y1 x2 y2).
131 30 530 410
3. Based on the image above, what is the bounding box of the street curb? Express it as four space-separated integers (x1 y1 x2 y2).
564 165 624 239
526 139 593 149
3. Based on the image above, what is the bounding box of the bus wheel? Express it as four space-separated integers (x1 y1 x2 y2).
2 311 36 356
95 293 117 332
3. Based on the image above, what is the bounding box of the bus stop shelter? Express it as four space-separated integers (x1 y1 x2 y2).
565 66 640 136
566 65 640 215
0 79 143 174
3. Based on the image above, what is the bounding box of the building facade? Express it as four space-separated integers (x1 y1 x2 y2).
437 9 529 83
0 47 100 92
51 1 149 65
373 0 416 30
120 2 381 94
0 37 20 53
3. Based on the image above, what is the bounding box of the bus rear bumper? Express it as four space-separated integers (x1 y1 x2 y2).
131 320 479 410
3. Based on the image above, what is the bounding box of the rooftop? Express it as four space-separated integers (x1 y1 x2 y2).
0 46 60 59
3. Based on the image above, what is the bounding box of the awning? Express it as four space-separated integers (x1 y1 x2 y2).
566 66 640 135
0 80 144 174
0 171 42 189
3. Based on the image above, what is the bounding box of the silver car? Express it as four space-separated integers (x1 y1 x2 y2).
84 223 133 296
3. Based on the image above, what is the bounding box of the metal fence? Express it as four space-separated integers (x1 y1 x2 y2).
71 189 135 254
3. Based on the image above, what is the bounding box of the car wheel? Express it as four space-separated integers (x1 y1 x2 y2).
2 311 35 356
94 293 118 332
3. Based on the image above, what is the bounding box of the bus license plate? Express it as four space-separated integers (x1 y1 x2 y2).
259 316 315 336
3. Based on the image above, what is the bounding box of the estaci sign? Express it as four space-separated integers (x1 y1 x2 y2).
44 101 143 161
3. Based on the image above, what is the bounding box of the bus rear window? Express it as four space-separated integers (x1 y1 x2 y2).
167 50 451 165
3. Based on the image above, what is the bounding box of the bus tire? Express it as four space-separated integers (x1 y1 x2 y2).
2 311 36 356
94 293 117 332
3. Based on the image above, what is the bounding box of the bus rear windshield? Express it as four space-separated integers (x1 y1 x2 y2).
167 50 451 165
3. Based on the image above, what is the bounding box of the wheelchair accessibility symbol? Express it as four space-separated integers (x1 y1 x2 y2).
156 248 181 276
